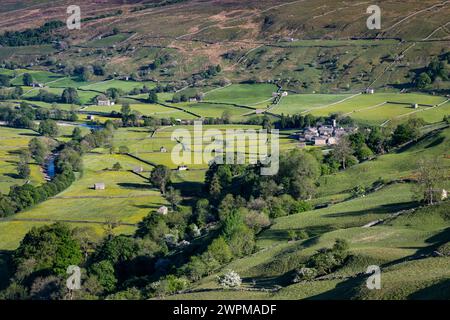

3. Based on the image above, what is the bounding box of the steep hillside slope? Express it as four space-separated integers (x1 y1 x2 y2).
0 0 449 92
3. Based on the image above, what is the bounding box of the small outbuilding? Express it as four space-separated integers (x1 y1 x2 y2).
160 146 167 153
314 137 328 146
96 95 115 106
94 183 105 190
157 206 169 215
442 189 448 201
133 166 144 174
177 165 188 171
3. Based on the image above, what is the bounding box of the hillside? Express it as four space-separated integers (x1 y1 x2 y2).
165 126 450 300
0 0 449 302
0 0 449 92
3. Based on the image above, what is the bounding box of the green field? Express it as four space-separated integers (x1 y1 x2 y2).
10 70 64 86
203 84 277 106
0 152 167 250
317 126 450 198
272 93 353 115
83 103 180 116
164 126 450 300
22 87 99 105
183 103 250 119
0 126 45 194
308 93 448 119
79 80 156 93
0 123 297 250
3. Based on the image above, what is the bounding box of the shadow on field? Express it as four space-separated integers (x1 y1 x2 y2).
243 273 294 288
133 203 166 210
325 201 418 218
118 182 151 190
257 225 335 243
408 279 450 299
375 227 450 270
4 172 21 179
18 132 39 137
171 181 204 197
305 276 364 300
0 251 13 291
396 129 442 153
425 136 445 149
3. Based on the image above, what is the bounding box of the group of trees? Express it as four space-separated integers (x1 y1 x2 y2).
0 103 78 131
415 54 449 89
149 54 171 71
198 65 222 80
0 20 64 47
0 166 75 217
119 103 141 127
32 87 80 105
60 64 104 81
322 118 426 173
293 239 350 282
0 87 23 100
205 149 320 206
0 74 11 87
0 122 116 218
158 151 318 285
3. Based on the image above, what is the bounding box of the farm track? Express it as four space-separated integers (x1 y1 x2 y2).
343 102 387 116
298 93 362 114
176 0 308 40
381 99 450 127
381 0 450 35
371 1 450 87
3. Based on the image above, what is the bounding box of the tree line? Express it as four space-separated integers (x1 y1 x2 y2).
0 21 64 47
0 122 116 218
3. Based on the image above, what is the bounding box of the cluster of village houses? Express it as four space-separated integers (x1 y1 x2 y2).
297 119 357 147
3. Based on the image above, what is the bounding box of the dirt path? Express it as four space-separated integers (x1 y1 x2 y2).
176 0 307 40
382 1 450 35
299 93 362 114
370 1 450 87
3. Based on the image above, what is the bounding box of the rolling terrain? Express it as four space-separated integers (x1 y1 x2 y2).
0 0 449 92
0 0 449 301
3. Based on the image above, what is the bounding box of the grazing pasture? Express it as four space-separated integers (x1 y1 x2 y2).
0 126 44 193
203 83 277 106
183 103 250 119
0 152 167 250
79 80 156 93
272 93 353 115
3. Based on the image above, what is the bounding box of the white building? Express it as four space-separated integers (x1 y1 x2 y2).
327 137 338 145
313 136 328 146
133 166 144 174
97 95 115 106
94 183 105 190
157 206 169 215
